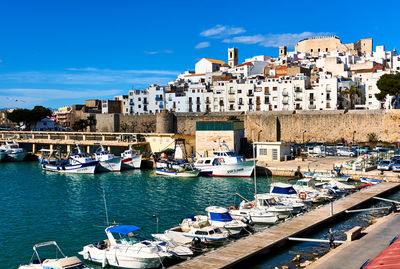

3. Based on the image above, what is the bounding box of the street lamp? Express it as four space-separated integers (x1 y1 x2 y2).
352 130 356 145
303 130 307 146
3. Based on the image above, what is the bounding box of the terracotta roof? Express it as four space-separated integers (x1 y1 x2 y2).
203 58 229 67
236 62 254 67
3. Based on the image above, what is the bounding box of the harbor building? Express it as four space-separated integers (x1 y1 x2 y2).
254 142 292 162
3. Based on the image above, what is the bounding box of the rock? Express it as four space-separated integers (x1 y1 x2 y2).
281 266 289 269
291 254 301 263
313 252 319 256
300 260 312 268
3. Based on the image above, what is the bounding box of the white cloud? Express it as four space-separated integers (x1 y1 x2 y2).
144 50 173 55
200 25 245 38
0 68 180 85
195 42 210 49
223 31 333 48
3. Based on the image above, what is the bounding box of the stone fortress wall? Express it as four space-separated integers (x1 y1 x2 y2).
91 110 400 144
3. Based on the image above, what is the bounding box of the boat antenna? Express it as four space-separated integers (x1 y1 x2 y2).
103 189 110 226
252 130 257 206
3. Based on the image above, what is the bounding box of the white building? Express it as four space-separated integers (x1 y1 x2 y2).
195 58 229 74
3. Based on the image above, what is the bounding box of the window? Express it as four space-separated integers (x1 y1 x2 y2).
318 48 321 52
265 97 269 104
326 48 328 52
369 94 372 98
265 87 269 94
260 148 267 156
273 87 277 91
310 49 313 53
369 86 372 91
272 149 278 160
273 97 277 101
238 89 242 94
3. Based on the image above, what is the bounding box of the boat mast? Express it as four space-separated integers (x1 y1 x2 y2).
103 189 110 226
252 130 257 205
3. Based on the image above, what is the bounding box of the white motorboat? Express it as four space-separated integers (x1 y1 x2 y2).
253 194 298 218
79 225 171 269
160 217 229 245
155 163 200 178
193 142 255 177
41 147 98 174
202 206 251 235
270 182 328 204
92 144 122 172
0 140 27 161
150 235 193 259
229 206 279 224
19 241 91 269
121 145 142 169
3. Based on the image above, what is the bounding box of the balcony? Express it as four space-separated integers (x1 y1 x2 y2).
295 97 302 101
247 92 254 96
308 104 316 109
143 100 149 105
238 101 244 105
228 91 235 95
189 100 193 105
282 91 289 96
326 88 331 92
155 96 163 101
295 87 302 92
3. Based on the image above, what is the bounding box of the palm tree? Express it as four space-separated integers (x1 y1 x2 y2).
342 85 362 109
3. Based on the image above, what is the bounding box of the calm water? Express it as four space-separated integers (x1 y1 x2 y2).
1 162 398 269
0 161 281 268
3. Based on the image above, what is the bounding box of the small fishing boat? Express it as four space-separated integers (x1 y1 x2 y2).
121 145 142 169
193 206 251 235
229 206 279 224
0 140 27 161
92 144 122 172
152 235 193 259
159 217 229 245
193 141 255 177
155 164 200 178
19 241 91 269
41 147 98 174
254 194 301 216
79 225 171 269
360 177 385 184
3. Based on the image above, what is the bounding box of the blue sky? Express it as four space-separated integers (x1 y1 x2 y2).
0 0 398 109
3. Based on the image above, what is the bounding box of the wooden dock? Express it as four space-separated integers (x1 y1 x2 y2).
171 183 400 269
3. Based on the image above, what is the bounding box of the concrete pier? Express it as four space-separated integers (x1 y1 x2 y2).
171 183 400 269
0 131 176 154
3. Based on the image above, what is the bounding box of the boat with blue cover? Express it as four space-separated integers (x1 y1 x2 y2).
360 177 385 184
304 170 350 182
79 225 171 269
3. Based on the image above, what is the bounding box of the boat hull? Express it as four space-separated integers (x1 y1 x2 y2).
97 158 122 172
6 151 27 161
80 246 164 269
0 152 6 161
196 160 254 177
42 162 97 174
121 155 142 169
155 169 200 178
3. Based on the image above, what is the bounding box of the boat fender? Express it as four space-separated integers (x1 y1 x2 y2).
298 192 307 200
62 166 66 170
57 166 60 171
228 206 236 211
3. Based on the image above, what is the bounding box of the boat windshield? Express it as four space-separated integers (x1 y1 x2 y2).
115 232 140 245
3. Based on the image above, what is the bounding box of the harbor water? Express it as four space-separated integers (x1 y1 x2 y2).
1 161 281 268
1 161 398 269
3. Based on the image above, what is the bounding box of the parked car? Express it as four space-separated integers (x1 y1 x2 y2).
358 146 371 155
377 160 392 171
390 157 399 167
337 148 357 157
375 144 383 151
392 160 400 172
325 148 336 156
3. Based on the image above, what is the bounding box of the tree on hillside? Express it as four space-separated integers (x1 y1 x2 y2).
86 115 97 131
342 85 362 109
6 106 52 128
375 73 400 108
72 119 88 132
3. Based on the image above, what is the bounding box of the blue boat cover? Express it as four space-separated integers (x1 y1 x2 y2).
106 225 141 234
271 186 297 195
209 212 233 222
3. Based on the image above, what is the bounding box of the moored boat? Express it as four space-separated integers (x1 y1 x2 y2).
92 144 122 172
193 142 254 177
155 164 200 178
19 241 91 269
360 177 385 184
121 145 142 169
0 140 27 161
79 225 171 269
0 149 6 161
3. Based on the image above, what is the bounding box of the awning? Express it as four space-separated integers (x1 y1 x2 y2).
106 225 141 235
